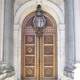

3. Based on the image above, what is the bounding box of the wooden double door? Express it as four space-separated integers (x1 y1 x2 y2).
21 13 57 80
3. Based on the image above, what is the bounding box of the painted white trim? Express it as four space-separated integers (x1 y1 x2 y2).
57 24 65 80
14 0 65 80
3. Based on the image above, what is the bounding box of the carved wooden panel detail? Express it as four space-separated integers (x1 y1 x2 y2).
25 56 35 66
25 35 35 44
25 67 34 77
44 67 53 77
21 12 57 80
44 56 53 66
44 46 53 55
44 35 53 44
25 46 35 55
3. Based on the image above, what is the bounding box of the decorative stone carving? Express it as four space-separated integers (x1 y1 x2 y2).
0 63 15 80
0 63 14 74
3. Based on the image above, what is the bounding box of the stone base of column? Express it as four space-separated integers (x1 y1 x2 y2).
64 66 75 79
0 63 15 80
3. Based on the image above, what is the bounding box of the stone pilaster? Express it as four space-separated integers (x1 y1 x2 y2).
64 0 75 78
0 0 4 62
74 0 80 63
3 0 14 65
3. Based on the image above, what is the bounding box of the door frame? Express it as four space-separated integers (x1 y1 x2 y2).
21 12 58 79
14 1 65 80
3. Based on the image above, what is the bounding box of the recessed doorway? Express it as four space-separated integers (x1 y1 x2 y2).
21 11 57 80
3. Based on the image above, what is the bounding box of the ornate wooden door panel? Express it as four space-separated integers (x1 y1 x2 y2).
21 13 57 80
43 26 57 80
21 24 36 80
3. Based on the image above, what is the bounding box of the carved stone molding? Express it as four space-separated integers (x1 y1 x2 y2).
0 63 15 80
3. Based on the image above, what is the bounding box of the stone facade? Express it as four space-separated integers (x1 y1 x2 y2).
0 0 80 80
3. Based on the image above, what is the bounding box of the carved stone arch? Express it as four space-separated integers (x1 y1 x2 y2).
14 1 65 80
14 0 64 25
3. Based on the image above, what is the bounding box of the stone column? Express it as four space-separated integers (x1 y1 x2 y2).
3 0 14 65
74 0 80 63
64 0 75 78
0 0 4 62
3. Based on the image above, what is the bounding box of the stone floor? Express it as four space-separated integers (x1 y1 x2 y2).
0 75 72 80
0 72 15 80
5 76 15 80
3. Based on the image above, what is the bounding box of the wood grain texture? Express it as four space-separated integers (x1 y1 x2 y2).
21 12 57 80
